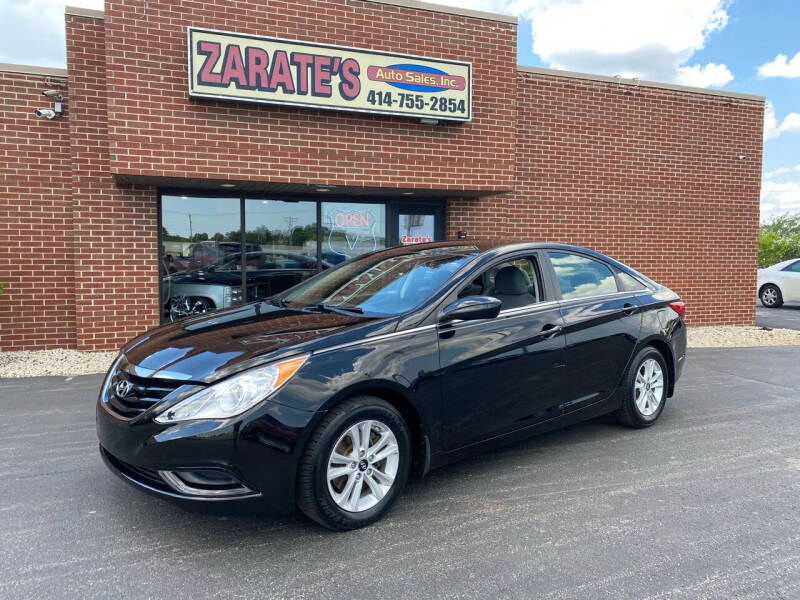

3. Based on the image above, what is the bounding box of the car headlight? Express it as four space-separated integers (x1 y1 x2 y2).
154 355 309 423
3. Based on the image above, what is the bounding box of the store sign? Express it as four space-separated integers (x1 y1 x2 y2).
188 27 472 121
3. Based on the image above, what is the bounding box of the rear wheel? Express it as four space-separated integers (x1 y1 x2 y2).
297 396 411 530
617 347 668 428
759 284 783 308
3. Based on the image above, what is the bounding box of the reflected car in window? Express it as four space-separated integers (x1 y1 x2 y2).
98 241 687 531
164 241 261 274
164 250 325 320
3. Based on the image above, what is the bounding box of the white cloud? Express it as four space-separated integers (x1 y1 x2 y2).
675 62 733 87
764 164 800 179
437 0 734 88
761 180 800 220
0 0 102 67
764 102 780 139
758 51 800 79
764 102 800 140
779 113 800 135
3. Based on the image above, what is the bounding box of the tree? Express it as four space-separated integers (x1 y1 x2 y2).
758 215 800 268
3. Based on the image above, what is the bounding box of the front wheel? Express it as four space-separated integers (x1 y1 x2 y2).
617 347 669 428
296 396 411 530
759 284 783 308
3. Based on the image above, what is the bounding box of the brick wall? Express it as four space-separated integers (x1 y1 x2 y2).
66 14 160 351
0 70 75 350
0 3 763 353
102 0 517 193
506 70 763 326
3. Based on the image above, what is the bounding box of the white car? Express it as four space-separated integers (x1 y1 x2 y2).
757 258 800 307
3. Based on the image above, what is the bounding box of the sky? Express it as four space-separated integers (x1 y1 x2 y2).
1 0 798 221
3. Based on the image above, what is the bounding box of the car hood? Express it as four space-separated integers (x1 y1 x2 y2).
120 302 396 383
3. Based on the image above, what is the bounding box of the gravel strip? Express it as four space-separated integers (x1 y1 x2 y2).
1 325 798 378
0 349 117 378
688 325 800 348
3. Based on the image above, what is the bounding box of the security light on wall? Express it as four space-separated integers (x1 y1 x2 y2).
34 108 57 120
42 90 64 101
35 88 64 119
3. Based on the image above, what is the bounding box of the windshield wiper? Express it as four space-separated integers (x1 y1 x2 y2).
313 303 364 314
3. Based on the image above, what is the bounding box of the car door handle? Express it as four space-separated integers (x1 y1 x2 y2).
536 324 563 339
623 303 637 315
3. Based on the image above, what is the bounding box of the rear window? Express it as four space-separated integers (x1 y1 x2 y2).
615 269 647 291
783 260 800 273
548 251 618 299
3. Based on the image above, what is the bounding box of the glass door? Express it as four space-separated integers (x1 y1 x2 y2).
390 204 445 246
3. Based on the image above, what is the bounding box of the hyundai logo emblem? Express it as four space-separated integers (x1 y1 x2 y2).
115 379 133 398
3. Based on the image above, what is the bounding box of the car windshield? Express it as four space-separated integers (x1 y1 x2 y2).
280 247 476 316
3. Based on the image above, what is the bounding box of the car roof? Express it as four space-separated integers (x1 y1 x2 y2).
368 239 610 259
353 239 654 285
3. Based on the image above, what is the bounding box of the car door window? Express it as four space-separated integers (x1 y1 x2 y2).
548 252 618 300
458 256 542 310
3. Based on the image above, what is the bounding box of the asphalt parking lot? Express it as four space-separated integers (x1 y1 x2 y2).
2 347 799 599
756 303 800 330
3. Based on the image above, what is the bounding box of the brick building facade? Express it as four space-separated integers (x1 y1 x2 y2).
0 0 764 351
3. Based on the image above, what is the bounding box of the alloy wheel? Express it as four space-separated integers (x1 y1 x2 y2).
326 420 399 513
634 358 664 417
761 287 778 306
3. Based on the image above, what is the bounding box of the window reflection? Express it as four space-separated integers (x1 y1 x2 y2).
548 252 618 299
159 196 442 322
243 199 319 301
161 196 242 321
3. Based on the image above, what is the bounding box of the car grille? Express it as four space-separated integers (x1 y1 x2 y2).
106 370 182 419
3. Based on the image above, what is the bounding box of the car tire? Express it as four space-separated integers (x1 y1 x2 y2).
616 347 669 428
759 284 783 308
296 395 411 530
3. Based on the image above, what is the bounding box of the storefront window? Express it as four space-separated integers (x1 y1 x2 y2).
322 202 386 263
161 196 243 321
243 199 318 301
159 194 442 322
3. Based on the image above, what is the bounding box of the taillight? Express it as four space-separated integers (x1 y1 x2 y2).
669 301 686 319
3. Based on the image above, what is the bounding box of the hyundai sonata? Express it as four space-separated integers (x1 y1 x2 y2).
97 241 686 530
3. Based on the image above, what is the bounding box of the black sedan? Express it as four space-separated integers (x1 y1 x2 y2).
97 241 687 530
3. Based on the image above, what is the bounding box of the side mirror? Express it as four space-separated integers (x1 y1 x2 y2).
440 296 501 323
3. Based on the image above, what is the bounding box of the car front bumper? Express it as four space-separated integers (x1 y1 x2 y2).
96 396 317 514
